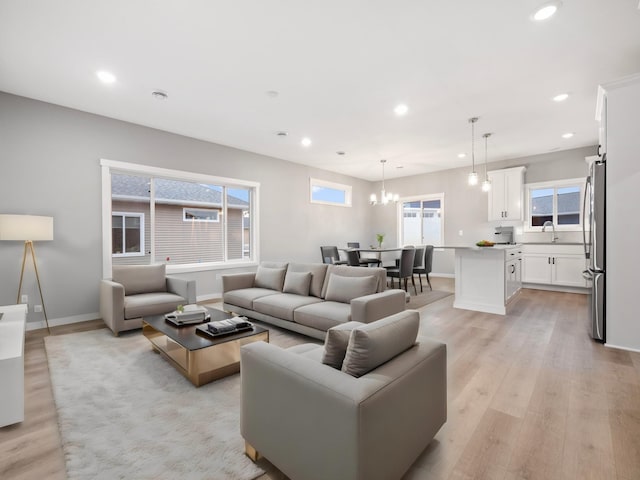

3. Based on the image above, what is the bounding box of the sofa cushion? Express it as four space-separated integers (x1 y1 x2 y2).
287 263 328 298
254 266 287 291
223 288 280 309
324 274 377 304
123 292 185 319
322 321 364 369
253 293 323 322
341 310 420 378
282 271 312 296
293 301 351 332
113 264 167 296
321 265 387 297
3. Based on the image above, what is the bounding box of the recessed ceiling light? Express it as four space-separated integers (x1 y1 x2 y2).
553 93 569 102
396 165 404 169
336 151 345 155
394 104 409 116
276 131 288 137
151 90 168 100
562 132 574 139
457 153 467 158
266 90 279 98
96 70 116 84
301 137 312 147
531 1 562 21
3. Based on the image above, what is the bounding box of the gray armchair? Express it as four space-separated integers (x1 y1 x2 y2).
240 310 447 480
100 264 196 335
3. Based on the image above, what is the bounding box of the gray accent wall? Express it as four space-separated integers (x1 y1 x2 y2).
0 92 374 327
0 91 595 328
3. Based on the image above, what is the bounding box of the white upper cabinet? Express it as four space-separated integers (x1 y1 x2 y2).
487 166 526 221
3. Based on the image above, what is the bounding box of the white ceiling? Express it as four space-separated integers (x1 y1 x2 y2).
1 0 640 181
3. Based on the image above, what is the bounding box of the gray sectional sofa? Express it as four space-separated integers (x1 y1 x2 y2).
221 261 406 339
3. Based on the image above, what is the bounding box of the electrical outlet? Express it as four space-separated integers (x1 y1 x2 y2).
21 294 28 304
34 305 43 313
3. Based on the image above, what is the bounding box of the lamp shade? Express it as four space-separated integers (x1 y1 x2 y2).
0 215 54 241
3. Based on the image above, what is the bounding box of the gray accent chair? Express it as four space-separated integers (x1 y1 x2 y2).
240 310 447 480
100 264 196 335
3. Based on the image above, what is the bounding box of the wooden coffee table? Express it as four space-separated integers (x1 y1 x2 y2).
142 307 269 387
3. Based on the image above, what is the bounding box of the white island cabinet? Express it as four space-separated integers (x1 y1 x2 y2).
453 245 522 315
0 304 28 428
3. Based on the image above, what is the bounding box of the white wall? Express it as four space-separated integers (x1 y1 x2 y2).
0 92 375 327
603 75 640 351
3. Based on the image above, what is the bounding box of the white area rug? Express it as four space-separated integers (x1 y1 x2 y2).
45 328 265 480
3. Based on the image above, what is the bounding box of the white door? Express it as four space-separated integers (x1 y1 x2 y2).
522 254 552 284
552 254 587 287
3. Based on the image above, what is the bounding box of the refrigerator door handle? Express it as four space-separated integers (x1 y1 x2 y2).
583 175 591 260
594 276 602 341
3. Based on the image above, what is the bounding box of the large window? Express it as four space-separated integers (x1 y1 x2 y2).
101 160 259 274
525 178 585 231
399 194 444 246
309 178 352 207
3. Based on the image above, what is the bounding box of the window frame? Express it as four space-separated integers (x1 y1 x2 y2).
524 177 586 232
397 193 445 247
309 177 352 207
111 211 145 257
183 207 220 223
101 159 260 277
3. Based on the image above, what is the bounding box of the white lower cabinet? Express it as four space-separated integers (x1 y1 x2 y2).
521 245 587 288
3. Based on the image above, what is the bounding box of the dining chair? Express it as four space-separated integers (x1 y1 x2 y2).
411 247 426 292
413 245 434 291
347 242 381 267
320 246 347 265
345 249 362 267
386 247 417 294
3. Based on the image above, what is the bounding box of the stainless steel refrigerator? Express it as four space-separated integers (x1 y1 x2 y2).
583 155 606 342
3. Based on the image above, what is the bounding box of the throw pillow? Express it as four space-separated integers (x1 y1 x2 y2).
341 311 420 378
283 271 312 296
324 274 377 304
254 266 287 291
113 264 167 296
321 321 364 369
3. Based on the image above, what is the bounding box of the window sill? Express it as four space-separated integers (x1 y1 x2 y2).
166 261 259 274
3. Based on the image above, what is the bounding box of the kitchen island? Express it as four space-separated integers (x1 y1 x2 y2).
442 245 522 315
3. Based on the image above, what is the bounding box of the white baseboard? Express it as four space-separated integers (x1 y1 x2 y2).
605 343 640 354
26 312 101 331
431 273 454 279
522 283 588 294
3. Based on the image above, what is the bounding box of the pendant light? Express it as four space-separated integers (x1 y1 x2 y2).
370 159 399 205
467 117 479 186
482 133 492 192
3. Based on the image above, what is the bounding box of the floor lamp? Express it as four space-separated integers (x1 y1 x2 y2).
0 214 54 334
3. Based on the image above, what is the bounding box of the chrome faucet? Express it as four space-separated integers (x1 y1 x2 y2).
542 221 558 243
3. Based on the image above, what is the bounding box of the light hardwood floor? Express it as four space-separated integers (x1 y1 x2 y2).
2 279 639 480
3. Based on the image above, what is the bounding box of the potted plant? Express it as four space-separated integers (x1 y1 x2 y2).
376 233 385 248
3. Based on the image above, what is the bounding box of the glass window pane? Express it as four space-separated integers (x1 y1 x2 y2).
112 215 123 254
154 179 224 264
227 188 251 260
112 173 150 264
557 186 580 226
402 202 422 245
311 186 346 204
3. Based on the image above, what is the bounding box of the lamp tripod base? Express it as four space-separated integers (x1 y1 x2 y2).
16 240 51 335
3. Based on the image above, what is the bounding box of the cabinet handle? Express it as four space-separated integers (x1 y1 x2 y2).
548 257 551 264
552 257 555 265
511 265 515 274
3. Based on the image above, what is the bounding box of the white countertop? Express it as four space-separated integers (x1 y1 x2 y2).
439 244 522 250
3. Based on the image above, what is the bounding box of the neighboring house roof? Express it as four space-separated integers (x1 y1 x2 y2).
531 192 580 216
111 174 249 208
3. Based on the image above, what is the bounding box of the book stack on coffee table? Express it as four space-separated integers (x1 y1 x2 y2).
164 305 210 326
197 317 253 338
